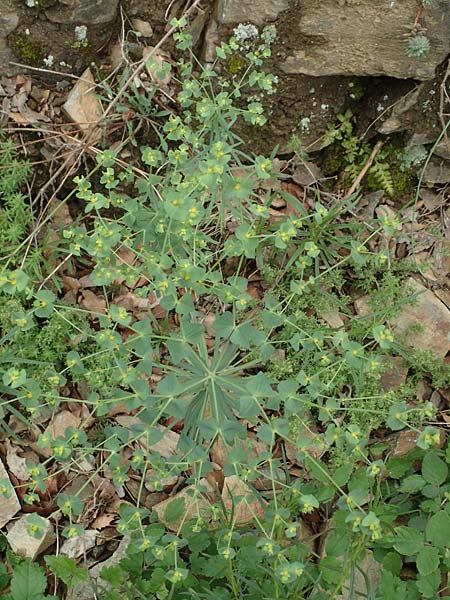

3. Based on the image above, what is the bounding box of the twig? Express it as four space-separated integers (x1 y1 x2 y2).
8 62 106 90
343 141 384 199
28 0 203 212
438 58 450 152
37 253 74 291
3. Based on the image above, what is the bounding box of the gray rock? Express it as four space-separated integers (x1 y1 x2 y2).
131 18 153 38
336 550 382 600
393 278 450 358
67 535 131 600
421 157 450 184
7 515 55 560
0 9 19 36
62 68 102 138
0 459 20 528
61 529 97 559
0 9 19 77
217 0 289 25
45 0 119 25
279 1 449 80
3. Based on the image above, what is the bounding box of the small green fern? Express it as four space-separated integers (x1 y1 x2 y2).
368 161 395 196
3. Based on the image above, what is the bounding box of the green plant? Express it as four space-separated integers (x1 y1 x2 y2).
0 17 448 600
320 111 419 196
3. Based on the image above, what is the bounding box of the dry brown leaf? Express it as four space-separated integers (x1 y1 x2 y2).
292 161 323 187
78 275 96 288
90 513 116 530
61 275 81 296
80 289 107 314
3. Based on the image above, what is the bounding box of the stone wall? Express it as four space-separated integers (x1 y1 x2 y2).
1 0 449 150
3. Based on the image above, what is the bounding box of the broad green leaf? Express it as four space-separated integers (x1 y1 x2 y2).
261 309 285 328
164 497 185 524
416 546 440 576
0 562 9 591
45 555 88 588
382 551 402 575
393 526 423 555
416 569 440 598
399 474 426 494
425 510 450 548
10 560 47 600
211 312 234 339
422 451 448 487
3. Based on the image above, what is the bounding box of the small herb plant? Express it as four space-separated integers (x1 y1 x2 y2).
0 18 449 600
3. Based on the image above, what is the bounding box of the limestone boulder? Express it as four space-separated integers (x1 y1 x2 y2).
217 0 450 81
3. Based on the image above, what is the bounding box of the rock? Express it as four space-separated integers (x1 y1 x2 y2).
0 10 19 37
115 417 181 459
391 430 419 458
144 470 178 493
353 295 372 317
152 479 216 531
201 17 219 64
131 18 153 38
0 10 19 77
67 535 130 600
217 0 289 26
254 467 287 491
295 518 316 553
278 1 449 80
210 436 268 468
186 7 209 47
432 138 450 161
421 157 450 184
434 287 450 310
393 278 450 357
376 76 442 141
292 161 323 187
30 86 49 105
222 475 266 526
319 310 345 329
380 356 408 391
62 68 102 137
378 86 423 135
5 439 29 481
7 515 55 560
0 458 21 528
61 529 97 559
109 42 125 71
45 0 119 25
40 410 81 458
336 550 382 600
355 278 450 358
